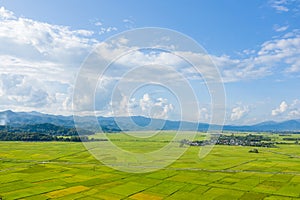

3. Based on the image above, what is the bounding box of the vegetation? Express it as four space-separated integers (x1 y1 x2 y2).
0 123 93 136
0 123 96 142
249 148 259 153
0 131 91 142
181 133 277 148
0 132 300 199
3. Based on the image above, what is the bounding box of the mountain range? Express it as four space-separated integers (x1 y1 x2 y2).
0 110 300 132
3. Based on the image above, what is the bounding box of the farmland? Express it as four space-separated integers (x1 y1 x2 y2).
0 132 300 199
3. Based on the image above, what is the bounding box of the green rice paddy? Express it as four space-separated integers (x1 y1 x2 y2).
0 132 300 199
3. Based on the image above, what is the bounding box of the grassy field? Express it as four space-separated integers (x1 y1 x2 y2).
0 132 300 199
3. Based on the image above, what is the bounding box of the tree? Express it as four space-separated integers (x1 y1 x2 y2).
249 148 259 153
179 139 188 147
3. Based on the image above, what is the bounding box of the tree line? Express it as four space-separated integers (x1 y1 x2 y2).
0 123 98 142
0 131 87 142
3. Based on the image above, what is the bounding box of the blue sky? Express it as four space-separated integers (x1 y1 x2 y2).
0 0 300 125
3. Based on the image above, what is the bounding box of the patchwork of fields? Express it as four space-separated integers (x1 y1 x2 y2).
0 132 300 199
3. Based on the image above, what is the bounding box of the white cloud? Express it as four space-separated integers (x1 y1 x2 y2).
74 29 94 37
270 0 289 12
94 21 102 26
92 19 118 35
285 58 300 73
0 6 299 124
199 107 210 121
273 25 289 32
216 30 300 81
269 0 300 14
271 100 300 119
136 93 174 119
214 55 271 82
99 26 117 35
230 106 249 121
79 23 300 85
289 109 300 117
73 27 300 122
288 99 300 118
107 92 174 119
123 19 133 23
0 74 51 108
272 101 288 116
122 28 293 84
92 41 224 84
0 6 15 19
0 17 96 62
0 7 98 115
123 18 135 29
139 93 151 111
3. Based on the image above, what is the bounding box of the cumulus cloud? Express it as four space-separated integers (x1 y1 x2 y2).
285 57 300 73
94 28 300 83
272 101 288 116
77 20 300 85
92 41 223 84
0 7 97 65
108 93 174 119
285 100 300 118
0 74 51 109
135 93 174 119
76 37 209 121
199 107 210 121
216 30 300 81
0 21 96 64
230 105 249 121
0 6 15 19
0 7 98 115
1 6 299 124
288 109 300 117
271 100 300 119
74 26 300 122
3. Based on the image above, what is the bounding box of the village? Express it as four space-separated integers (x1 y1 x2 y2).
181 133 277 148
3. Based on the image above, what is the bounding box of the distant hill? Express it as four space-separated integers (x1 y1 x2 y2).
0 110 75 127
0 110 300 132
222 120 300 132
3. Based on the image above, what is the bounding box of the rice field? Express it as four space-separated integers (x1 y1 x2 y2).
0 132 300 199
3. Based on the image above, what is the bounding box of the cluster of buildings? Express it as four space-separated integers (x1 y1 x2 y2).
181 134 276 148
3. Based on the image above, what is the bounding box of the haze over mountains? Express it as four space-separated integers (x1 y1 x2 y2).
0 110 300 132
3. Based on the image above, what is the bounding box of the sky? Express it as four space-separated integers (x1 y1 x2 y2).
0 0 300 125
